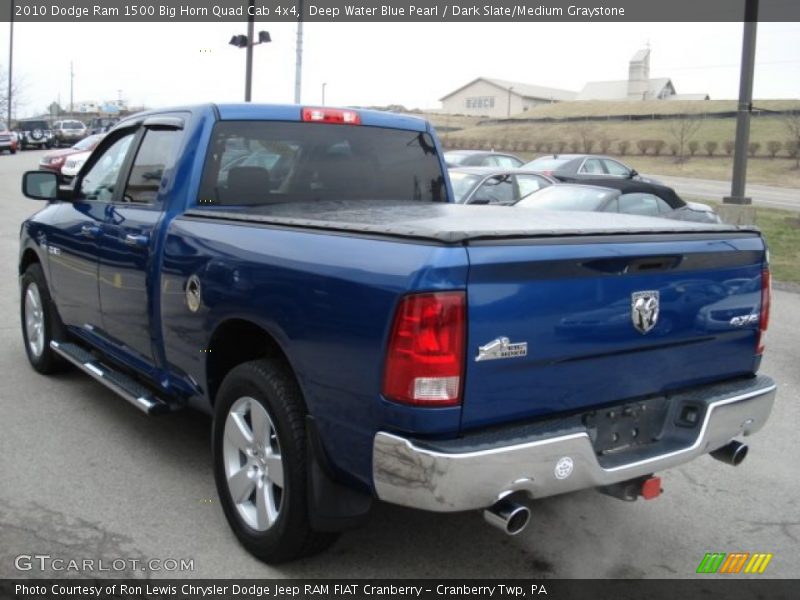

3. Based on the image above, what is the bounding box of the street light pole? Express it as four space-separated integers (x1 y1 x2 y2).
507 86 513 118
294 0 304 104
7 6 13 126
724 0 759 205
245 0 255 102
322 82 327 106
230 5 270 103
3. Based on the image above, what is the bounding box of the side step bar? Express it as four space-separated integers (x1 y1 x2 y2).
50 341 178 416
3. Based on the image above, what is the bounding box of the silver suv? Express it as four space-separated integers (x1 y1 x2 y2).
52 120 87 147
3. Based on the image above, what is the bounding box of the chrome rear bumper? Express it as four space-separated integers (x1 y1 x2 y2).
373 376 776 512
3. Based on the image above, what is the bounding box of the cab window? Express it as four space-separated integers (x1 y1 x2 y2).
77 134 135 202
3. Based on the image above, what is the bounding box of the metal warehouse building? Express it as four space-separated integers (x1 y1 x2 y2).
438 77 577 118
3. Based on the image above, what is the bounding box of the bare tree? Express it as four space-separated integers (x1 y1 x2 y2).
570 122 596 154
0 65 24 122
667 114 703 163
704 141 718 156
782 110 800 168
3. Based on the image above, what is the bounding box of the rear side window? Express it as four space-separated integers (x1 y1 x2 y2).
199 121 446 206
619 193 671 216
123 129 182 205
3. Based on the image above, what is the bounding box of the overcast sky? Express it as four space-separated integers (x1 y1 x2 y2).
1 21 799 117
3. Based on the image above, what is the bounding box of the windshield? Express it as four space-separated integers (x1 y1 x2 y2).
73 134 104 151
21 121 48 129
449 171 481 203
199 121 446 206
516 185 615 211
523 157 571 171
0 121 7 131
64 122 84 130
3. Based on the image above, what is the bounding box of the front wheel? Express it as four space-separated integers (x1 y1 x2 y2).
20 263 67 374
212 359 337 563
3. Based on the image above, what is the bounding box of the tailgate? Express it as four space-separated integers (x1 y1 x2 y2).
462 233 766 430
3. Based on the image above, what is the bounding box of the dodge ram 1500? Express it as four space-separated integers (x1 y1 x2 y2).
19 104 776 563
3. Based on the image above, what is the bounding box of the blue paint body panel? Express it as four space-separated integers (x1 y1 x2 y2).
19 103 768 492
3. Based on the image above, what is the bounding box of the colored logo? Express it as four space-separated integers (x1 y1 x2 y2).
696 552 773 574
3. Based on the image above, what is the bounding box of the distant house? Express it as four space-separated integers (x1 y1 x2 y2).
439 77 576 118
577 48 709 101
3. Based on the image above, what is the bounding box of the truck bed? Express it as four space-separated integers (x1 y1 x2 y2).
184 200 755 244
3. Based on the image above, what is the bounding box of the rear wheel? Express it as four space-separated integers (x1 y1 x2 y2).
212 359 337 563
20 263 67 374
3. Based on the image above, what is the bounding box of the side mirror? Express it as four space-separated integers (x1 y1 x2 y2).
469 197 491 205
22 171 58 200
628 169 638 179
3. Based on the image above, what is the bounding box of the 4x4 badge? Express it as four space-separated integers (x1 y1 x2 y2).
631 290 660 334
475 337 527 362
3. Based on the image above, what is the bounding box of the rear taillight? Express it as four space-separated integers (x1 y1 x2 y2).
382 292 466 407
756 268 771 355
301 107 361 125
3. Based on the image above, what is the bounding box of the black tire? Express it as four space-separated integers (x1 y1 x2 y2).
20 263 68 374
212 359 338 563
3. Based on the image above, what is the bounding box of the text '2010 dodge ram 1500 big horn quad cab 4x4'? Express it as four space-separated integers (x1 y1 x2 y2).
19 104 776 563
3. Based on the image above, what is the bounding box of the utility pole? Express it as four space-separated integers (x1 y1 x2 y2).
245 0 255 102
294 0 304 104
70 61 74 114
507 86 513 118
724 0 758 206
7 6 13 125
322 82 327 106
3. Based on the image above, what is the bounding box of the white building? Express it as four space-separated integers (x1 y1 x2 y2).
439 77 577 118
577 48 709 101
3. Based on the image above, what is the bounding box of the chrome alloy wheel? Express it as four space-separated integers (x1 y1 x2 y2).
223 396 285 531
24 282 45 358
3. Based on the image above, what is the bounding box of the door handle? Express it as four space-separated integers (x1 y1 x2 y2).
80 224 101 238
124 233 150 248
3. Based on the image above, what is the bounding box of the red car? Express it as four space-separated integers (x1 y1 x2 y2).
0 121 18 154
38 133 104 174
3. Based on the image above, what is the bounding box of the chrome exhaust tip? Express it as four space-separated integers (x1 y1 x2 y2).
711 440 749 466
483 499 531 536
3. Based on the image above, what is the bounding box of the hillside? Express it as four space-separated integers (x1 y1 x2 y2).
427 99 800 187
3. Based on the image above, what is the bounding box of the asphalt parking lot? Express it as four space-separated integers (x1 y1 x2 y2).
1 150 798 579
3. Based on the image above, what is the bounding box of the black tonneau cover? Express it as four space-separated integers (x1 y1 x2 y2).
184 200 756 244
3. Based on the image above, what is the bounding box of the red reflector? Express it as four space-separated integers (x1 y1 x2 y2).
756 268 771 355
641 476 662 500
382 292 466 407
302 107 361 125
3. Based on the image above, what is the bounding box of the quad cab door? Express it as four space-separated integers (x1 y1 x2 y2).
45 130 138 333
97 117 185 374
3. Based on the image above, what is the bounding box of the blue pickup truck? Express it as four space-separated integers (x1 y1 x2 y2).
19 104 776 563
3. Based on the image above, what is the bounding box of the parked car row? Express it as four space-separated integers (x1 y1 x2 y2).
0 120 18 154
0 117 120 153
38 133 105 181
447 151 721 223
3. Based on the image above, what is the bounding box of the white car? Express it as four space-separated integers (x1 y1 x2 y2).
60 150 91 181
